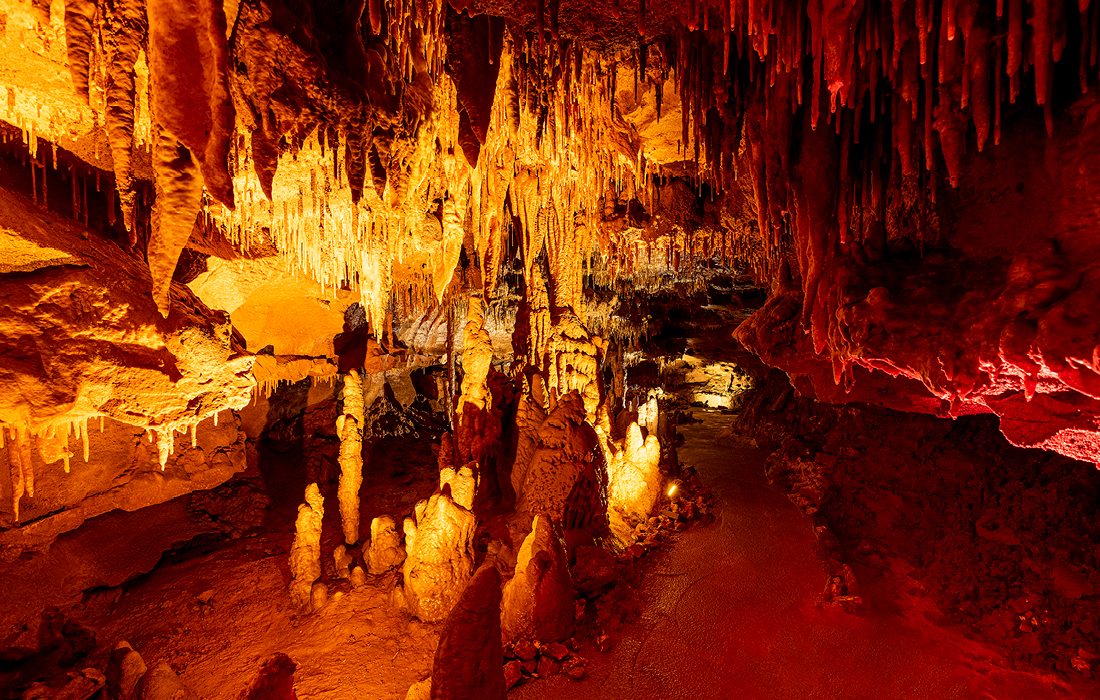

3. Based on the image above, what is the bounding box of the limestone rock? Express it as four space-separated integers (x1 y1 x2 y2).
135 662 199 700
350 566 367 588
337 370 365 545
106 641 147 700
404 679 431 700
367 516 406 575
429 565 506 700
513 392 609 538
333 544 353 578
310 582 329 611
239 653 298 700
438 465 478 512
501 515 575 645
402 491 476 622
605 422 662 541
289 484 324 609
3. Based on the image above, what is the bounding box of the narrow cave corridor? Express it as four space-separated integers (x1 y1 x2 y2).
4 1 1100 699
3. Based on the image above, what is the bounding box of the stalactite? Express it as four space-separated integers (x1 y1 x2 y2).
101 0 148 241
148 128 203 316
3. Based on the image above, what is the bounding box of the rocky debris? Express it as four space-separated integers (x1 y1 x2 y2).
239 653 298 700
427 565 506 700
366 516 406 575
501 639 589 690
21 667 105 699
289 484 324 610
402 489 476 622
500 515 575 646
106 641 147 700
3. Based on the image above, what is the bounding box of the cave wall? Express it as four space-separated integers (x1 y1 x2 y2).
737 370 1100 677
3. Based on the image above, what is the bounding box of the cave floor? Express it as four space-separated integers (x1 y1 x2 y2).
74 409 1100 699
516 410 1096 700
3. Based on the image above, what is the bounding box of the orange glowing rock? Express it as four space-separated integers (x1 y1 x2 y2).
337 370 366 545
289 483 324 610
402 488 476 622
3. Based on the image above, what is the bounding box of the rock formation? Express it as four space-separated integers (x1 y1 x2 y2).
337 370 365 545
3 0 1100 695
500 515 575 645
402 488 477 622
605 422 663 540
426 564 507 700
366 515 406 575
135 662 199 700
289 484 324 610
106 642 147 700
239 653 298 700
438 465 478 512
513 392 609 538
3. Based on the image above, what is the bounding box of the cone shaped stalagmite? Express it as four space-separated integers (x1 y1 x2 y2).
428 565 506 700
501 515 574 645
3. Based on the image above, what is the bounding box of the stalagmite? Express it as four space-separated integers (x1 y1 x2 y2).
402 488 476 622
457 297 494 416
438 464 478 511
513 393 609 538
240 654 299 700
337 370 365 545
605 422 662 542
106 641 147 700
500 515 575 645
135 663 199 700
289 483 324 610
426 565 507 700
367 515 407 575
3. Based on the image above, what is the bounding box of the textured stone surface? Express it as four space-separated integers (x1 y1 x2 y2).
500 515 574 645
429 565 507 700
402 490 476 622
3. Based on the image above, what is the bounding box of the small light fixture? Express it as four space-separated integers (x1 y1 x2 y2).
666 479 681 499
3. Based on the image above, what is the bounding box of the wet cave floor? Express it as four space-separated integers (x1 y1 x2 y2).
71 411 1100 700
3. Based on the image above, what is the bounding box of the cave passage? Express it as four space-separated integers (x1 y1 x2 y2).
4 0 1100 698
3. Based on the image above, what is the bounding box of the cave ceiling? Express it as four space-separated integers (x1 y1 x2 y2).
2 0 1100 481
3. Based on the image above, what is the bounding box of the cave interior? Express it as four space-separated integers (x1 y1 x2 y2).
3 0 1100 698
